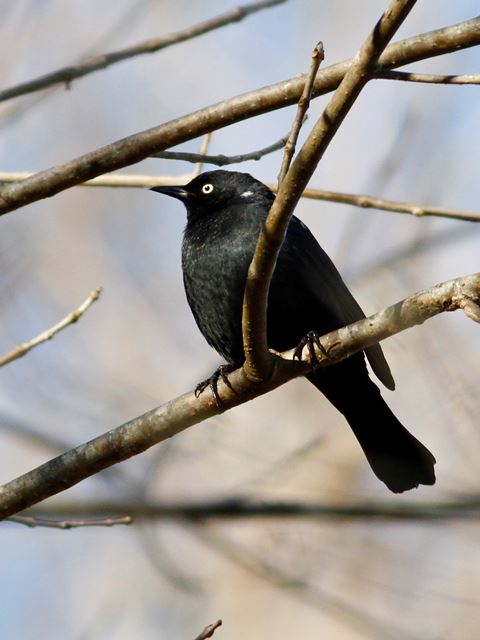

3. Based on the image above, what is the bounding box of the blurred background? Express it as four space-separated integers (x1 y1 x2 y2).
1 1 479 638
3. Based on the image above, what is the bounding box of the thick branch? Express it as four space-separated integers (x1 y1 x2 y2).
241 0 417 380
0 272 478 520
0 16 478 214
0 0 285 104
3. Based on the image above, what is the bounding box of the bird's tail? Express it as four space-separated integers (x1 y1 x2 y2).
308 368 436 493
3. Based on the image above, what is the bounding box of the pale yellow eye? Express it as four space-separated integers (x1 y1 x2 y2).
201 183 214 194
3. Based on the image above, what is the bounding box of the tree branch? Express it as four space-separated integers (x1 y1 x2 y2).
286 186 480 223
9 513 132 529
194 620 222 640
277 42 324 186
376 69 480 84
0 272 478 521
0 287 102 368
1 171 478 222
26 497 480 522
0 0 286 104
241 0 418 381
0 16 478 214
152 133 289 165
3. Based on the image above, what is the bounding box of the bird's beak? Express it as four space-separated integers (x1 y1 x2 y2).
150 185 189 202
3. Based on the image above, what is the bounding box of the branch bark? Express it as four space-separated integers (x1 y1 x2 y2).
0 16 478 214
0 288 101 368
241 0 418 380
376 69 480 84
1 171 478 222
0 0 285 104
0 272 478 521
27 497 480 521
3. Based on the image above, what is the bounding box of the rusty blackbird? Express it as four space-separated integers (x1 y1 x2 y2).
151 170 436 493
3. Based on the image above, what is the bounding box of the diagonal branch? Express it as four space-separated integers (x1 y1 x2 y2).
0 16 478 215
277 42 324 185
241 0 418 381
0 271 478 521
0 287 102 367
194 620 223 640
0 0 286 104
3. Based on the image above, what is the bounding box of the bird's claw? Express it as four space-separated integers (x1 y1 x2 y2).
195 364 236 408
293 330 327 369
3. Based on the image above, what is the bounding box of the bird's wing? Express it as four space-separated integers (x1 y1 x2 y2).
332 287 396 391
286 217 396 391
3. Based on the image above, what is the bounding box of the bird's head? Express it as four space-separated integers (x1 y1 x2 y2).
150 170 273 219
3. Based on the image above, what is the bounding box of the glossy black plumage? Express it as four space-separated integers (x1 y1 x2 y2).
151 170 436 493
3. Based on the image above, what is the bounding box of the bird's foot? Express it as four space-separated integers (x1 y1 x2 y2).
195 364 237 408
293 330 327 370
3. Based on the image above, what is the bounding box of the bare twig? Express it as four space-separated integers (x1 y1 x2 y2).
152 133 289 165
29 497 480 521
0 172 194 188
2 171 478 222
277 42 324 186
9 513 132 529
0 16 479 214
0 271 478 520
0 0 150 127
194 620 223 640
192 133 212 178
376 69 480 84
0 287 102 368
276 185 480 223
242 0 418 381
0 0 286 104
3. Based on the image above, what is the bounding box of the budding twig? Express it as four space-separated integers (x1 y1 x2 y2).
0 287 102 368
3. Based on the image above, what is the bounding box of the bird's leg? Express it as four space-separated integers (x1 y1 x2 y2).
195 364 237 408
293 330 328 370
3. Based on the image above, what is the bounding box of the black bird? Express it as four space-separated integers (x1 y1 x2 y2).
151 170 436 493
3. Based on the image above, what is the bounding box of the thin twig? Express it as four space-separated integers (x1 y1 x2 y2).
0 271 478 520
241 0 418 381
376 69 480 84
192 133 212 178
277 42 324 186
0 0 151 127
29 497 480 521
194 620 223 640
0 287 102 368
1 171 477 222
272 185 480 223
0 0 286 104
152 133 288 164
9 513 132 529
0 172 194 188
0 16 479 215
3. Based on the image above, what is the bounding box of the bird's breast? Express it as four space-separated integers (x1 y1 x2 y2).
181 212 261 364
